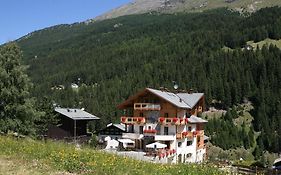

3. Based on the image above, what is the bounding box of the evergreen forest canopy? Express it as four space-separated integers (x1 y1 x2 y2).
12 7 281 154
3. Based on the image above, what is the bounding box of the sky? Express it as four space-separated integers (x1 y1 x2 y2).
0 0 132 44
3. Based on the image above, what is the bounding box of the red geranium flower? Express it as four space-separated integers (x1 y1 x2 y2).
172 118 178 123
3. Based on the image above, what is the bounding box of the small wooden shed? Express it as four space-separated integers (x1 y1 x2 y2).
47 108 99 140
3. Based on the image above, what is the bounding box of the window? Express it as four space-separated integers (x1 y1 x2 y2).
188 126 192 131
186 153 192 158
187 140 192 146
178 142 182 148
164 127 168 135
140 112 144 117
197 136 201 146
128 125 134 133
139 126 143 134
164 113 169 117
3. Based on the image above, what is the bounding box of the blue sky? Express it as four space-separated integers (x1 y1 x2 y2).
0 0 132 44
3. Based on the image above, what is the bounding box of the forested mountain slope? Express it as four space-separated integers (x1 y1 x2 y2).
17 7 281 154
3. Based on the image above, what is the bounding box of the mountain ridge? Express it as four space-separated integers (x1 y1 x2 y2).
94 0 281 21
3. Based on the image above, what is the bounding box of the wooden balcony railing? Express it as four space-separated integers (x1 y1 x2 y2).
158 117 189 125
134 103 161 111
176 131 193 139
157 149 176 159
143 129 157 134
121 116 146 125
193 130 204 136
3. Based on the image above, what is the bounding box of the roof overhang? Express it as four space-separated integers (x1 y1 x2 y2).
117 88 149 109
55 108 100 120
117 88 196 109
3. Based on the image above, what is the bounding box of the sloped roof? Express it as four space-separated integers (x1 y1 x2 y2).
204 135 210 141
147 88 191 108
55 108 100 120
118 88 204 109
188 115 208 123
106 123 126 131
177 92 204 109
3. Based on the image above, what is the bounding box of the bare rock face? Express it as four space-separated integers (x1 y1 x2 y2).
95 0 165 20
94 0 281 21
95 0 188 20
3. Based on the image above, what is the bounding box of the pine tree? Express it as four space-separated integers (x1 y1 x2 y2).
0 43 41 135
35 96 59 136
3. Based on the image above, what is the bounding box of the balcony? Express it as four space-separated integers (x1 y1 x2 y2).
176 131 193 140
158 117 188 125
122 133 143 140
194 130 204 136
155 135 175 141
121 116 146 125
176 133 183 139
143 129 157 136
134 103 161 111
157 149 176 159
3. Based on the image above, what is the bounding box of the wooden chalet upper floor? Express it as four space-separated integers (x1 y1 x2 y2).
118 88 206 125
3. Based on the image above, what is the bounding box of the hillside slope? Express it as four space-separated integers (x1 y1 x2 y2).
16 7 281 154
0 136 222 175
94 0 281 20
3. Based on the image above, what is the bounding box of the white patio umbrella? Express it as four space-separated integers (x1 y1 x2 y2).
146 142 167 149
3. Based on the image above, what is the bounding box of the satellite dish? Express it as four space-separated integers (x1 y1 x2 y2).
174 84 179 90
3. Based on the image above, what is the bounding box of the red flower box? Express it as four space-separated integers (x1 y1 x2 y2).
185 118 189 123
172 149 176 154
159 117 165 123
159 153 165 158
144 129 157 134
121 117 126 122
137 117 143 122
172 118 178 123
193 131 197 136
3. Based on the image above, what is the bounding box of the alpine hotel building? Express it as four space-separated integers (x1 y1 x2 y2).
118 88 208 164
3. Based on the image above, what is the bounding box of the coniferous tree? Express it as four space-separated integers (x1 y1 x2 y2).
0 43 41 135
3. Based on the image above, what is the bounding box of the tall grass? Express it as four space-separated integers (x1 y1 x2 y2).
0 136 223 175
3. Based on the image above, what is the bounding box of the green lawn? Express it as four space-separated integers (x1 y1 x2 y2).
0 136 223 175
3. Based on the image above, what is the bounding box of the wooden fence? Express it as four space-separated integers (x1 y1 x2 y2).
232 165 281 175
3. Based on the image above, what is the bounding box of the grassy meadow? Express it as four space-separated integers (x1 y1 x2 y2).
0 136 224 175
247 38 281 50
